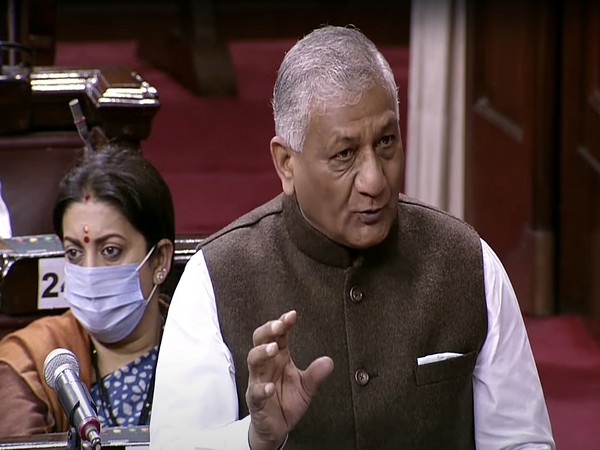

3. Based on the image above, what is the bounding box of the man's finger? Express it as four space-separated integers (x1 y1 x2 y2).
247 342 279 379
302 356 335 397
252 310 296 346
246 380 276 410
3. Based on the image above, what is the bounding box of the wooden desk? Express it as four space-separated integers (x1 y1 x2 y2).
0 425 149 449
0 65 160 236
0 235 202 338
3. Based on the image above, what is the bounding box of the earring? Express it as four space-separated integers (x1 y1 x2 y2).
156 270 165 282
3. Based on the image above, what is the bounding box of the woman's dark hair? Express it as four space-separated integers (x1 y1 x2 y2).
52 145 175 250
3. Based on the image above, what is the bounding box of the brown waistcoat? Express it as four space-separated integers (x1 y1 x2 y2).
201 194 487 450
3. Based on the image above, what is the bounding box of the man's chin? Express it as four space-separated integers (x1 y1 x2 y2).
346 224 391 249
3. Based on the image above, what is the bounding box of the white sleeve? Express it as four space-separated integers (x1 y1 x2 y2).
473 239 555 449
150 250 251 450
0 180 12 238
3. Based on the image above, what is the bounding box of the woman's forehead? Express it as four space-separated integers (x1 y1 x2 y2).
63 201 131 235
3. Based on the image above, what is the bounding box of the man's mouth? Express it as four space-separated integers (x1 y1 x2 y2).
358 208 384 224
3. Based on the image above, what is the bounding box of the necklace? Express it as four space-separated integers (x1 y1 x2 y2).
90 340 158 427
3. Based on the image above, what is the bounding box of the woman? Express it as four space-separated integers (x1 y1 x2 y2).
0 145 175 436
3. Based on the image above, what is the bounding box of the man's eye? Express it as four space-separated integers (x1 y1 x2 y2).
335 149 352 160
377 135 397 158
378 135 394 147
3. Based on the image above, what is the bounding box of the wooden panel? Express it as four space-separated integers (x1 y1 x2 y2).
54 0 411 95
0 65 160 235
0 0 57 65
465 0 559 314
55 0 411 45
559 0 600 336
0 136 83 235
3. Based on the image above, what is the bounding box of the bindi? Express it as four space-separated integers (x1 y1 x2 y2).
84 194 91 202
83 224 90 243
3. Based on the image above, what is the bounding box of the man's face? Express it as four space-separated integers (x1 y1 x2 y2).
285 84 404 249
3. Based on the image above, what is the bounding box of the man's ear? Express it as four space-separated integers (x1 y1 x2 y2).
270 136 296 195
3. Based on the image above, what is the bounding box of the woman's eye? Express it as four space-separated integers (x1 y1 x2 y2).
64 248 81 262
102 246 122 259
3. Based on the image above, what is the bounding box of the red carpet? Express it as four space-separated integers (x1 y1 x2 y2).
526 315 600 449
55 40 599 449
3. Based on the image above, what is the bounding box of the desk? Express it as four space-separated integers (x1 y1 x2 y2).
0 425 150 449
0 235 202 338
0 65 160 236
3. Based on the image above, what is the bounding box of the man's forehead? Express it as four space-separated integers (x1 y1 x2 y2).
310 91 364 117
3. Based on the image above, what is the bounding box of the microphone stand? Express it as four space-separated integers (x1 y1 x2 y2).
66 426 80 450
66 425 101 450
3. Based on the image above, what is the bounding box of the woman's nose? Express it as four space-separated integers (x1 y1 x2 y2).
81 253 99 268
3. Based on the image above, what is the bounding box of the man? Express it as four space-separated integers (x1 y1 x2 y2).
150 25 554 450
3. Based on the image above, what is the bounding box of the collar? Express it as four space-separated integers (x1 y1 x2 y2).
282 194 399 269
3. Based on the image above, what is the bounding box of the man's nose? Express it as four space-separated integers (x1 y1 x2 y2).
355 150 386 196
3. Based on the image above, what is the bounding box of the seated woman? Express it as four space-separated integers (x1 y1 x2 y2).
0 144 175 436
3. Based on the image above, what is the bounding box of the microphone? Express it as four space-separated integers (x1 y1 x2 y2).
68 98 93 154
43 348 102 450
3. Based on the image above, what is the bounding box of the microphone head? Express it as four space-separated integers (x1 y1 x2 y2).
44 348 80 391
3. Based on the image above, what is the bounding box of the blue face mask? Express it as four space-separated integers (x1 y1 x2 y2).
64 246 157 343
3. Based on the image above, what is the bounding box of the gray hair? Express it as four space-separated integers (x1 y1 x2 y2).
272 25 399 152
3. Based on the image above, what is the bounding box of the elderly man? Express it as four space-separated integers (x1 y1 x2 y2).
150 25 554 450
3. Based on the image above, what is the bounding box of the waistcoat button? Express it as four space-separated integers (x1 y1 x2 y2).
349 286 363 303
354 369 370 386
